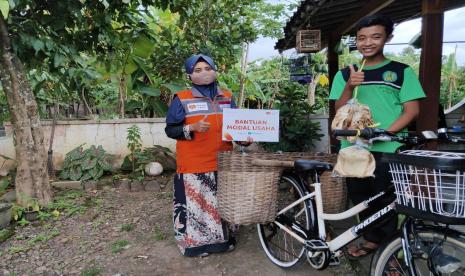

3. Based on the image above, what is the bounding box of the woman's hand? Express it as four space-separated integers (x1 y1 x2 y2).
189 115 211 132
235 136 253 147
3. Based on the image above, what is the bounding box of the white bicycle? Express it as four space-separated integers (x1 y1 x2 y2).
257 128 465 275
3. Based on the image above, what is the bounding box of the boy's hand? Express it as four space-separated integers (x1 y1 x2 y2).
347 64 364 89
190 115 211 132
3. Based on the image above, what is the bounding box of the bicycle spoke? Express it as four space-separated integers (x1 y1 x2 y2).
388 256 407 276
258 175 313 268
266 236 300 259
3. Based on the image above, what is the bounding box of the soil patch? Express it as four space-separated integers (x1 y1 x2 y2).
0 174 364 275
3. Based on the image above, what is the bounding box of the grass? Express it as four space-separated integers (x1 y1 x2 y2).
9 246 28 254
0 228 14 242
27 234 47 245
110 239 129 253
49 190 87 216
91 219 104 230
81 266 102 276
26 229 60 246
153 226 165 241
119 223 134 232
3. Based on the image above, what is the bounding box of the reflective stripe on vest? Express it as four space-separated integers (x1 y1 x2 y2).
175 89 233 173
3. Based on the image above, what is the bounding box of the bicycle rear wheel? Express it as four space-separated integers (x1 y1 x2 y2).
371 230 465 276
257 174 315 268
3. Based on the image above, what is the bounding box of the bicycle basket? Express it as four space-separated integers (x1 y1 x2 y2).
217 151 284 225
282 152 346 214
382 150 465 224
217 151 346 225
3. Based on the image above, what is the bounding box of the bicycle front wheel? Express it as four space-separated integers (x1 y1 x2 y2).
371 230 465 276
257 174 315 268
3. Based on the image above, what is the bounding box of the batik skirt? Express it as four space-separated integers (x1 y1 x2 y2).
173 172 234 256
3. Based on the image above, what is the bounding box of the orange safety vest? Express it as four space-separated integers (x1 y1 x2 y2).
175 88 233 173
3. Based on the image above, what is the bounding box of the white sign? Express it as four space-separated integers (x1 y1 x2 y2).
222 109 279 142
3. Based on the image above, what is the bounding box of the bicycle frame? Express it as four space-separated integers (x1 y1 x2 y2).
400 217 465 276
274 171 396 253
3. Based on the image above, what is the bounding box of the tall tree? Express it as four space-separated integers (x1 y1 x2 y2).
0 0 286 205
0 0 155 205
441 48 459 109
0 12 51 205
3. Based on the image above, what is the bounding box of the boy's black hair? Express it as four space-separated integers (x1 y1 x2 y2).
355 14 394 36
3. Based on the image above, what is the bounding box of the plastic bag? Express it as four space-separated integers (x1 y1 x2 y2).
331 98 375 143
333 145 375 178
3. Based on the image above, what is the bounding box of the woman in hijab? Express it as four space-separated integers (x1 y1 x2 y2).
165 54 240 257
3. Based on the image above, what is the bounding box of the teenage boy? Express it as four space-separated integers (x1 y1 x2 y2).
329 15 426 258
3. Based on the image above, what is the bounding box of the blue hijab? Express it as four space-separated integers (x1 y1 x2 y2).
184 54 218 100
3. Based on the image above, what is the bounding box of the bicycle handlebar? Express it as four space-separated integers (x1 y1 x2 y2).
333 127 465 145
332 128 391 139
437 127 465 143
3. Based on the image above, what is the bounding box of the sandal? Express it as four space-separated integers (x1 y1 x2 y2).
346 242 378 260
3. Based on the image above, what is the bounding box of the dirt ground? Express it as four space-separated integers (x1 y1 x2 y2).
0 174 366 276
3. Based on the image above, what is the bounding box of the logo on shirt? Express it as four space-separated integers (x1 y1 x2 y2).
187 102 209 112
382 71 398 82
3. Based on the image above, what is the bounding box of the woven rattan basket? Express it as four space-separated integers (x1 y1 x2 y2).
281 152 347 214
217 152 284 225
217 151 347 225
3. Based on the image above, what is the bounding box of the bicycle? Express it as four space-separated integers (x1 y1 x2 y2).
256 127 465 275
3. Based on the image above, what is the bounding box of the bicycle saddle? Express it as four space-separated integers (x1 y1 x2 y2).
294 159 332 173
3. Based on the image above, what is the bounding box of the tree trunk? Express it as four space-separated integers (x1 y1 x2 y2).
308 73 321 106
81 87 92 115
237 42 249 108
119 74 126 118
0 14 52 206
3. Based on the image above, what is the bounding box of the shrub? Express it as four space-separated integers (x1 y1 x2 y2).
59 145 112 181
262 83 323 152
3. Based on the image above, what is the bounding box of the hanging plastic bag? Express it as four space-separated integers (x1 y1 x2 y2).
333 145 375 178
331 98 375 143
331 60 375 143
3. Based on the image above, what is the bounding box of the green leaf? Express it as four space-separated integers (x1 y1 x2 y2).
137 85 160 97
132 56 152 82
96 145 106 158
59 169 69 180
81 157 97 171
31 39 44 54
132 35 155 59
93 168 104 180
53 53 65 68
69 166 82 181
162 83 186 94
124 59 138 75
98 159 112 171
89 166 104 180
150 99 168 117
7 0 14 10
80 172 93 181
0 0 9 19
67 145 86 162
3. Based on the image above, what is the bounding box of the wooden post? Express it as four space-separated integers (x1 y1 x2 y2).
328 34 340 153
417 0 444 149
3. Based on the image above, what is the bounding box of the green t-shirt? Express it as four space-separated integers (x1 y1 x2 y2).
329 59 426 153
